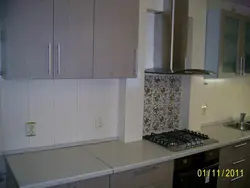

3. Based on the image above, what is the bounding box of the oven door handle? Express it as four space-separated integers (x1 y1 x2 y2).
200 162 219 171
177 162 219 177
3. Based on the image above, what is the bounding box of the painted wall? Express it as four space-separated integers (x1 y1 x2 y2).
0 79 119 151
118 0 164 143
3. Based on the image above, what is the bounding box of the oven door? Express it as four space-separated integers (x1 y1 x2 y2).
174 163 219 188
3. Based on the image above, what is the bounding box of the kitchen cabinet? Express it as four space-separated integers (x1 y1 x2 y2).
1 0 139 79
2 0 54 79
6 164 18 188
217 140 250 188
53 0 94 79
110 161 174 188
242 18 250 74
94 0 139 78
51 176 109 188
205 10 249 78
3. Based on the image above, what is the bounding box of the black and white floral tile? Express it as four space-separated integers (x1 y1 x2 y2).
143 73 182 135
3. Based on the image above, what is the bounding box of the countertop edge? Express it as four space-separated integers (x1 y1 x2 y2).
112 135 250 173
19 169 113 188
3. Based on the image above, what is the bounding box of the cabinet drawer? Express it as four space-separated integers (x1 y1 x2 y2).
51 176 109 188
220 141 250 164
218 156 249 188
110 161 174 188
218 175 246 188
142 181 170 188
228 175 246 188
220 157 247 170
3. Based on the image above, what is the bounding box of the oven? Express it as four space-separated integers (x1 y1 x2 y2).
173 149 219 188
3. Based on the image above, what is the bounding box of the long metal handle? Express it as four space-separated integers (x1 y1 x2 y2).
48 43 52 75
134 49 138 76
231 175 244 182
232 159 245 165
57 44 61 74
234 143 247 148
239 57 243 75
243 57 246 75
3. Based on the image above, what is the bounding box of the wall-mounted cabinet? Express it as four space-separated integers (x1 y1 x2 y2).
205 10 250 78
1 0 139 79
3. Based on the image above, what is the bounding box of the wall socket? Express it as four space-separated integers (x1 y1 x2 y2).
95 117 104 129
201 104 208 115
26 122 36 137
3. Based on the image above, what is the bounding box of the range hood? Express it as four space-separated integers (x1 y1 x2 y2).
145 0 215 75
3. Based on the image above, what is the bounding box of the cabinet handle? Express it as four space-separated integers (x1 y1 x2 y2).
239 57 243 75
232 159 245 165
48 43 52 75
134 49 138 76
234 143 247 148
231 175 244 182
57 44 61 74
243 57 246 75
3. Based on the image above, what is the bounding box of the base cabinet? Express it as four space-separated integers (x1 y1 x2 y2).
110 161 174 188
51 176 109 188
217 141 250 188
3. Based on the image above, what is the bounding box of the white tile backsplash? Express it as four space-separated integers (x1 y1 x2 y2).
201 78 250 124
0 79 119 151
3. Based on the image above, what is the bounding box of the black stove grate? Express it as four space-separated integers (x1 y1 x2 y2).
143 129 211 151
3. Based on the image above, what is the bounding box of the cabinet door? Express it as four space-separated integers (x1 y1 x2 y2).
2 0 53 79
243 155 250 188
111 161 173 188
242 20 250 74
54 0 94 79
76 176 109 188
142 182 171 188
219 12 241 76
50 176 109 188
94 0 139 78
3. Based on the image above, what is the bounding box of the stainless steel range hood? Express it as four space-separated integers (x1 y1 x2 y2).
145 0 215 75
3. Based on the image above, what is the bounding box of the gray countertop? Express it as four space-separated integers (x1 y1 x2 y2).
6 146 112 188
6 123 250 188
201 123 250 145
84 123 250 173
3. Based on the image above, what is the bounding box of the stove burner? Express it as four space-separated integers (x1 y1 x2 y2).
143 129 218 152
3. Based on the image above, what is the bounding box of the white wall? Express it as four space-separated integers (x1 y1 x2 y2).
0 79 119 151
118 0 163 143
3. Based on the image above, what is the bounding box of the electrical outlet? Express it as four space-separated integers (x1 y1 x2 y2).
26 122 36 137
95 117 104 129
201 105 208 115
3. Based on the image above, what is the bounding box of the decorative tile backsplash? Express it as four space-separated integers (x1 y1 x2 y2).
143 74 182 135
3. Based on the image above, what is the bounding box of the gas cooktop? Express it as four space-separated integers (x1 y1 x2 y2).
143 129 218 152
